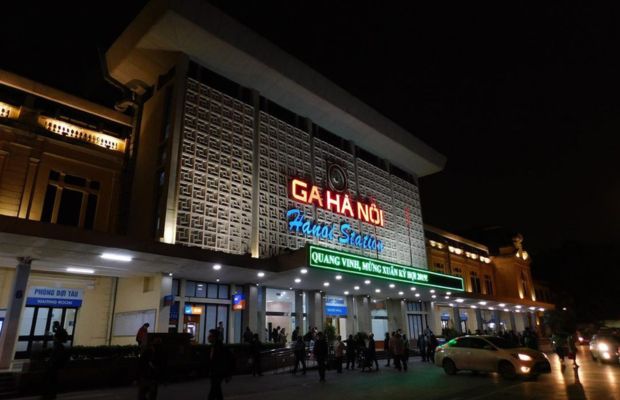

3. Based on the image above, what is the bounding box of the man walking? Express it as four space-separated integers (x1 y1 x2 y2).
334 336 345 373
384 332 391 367
207 329 234 400
136 323 149 350
292 336 307 375
314 332 328 382
345 334 356 370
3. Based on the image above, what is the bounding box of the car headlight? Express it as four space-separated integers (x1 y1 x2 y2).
598 343 610 352
513 353 533 361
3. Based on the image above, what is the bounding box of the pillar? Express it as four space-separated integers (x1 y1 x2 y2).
156 274 173 333
242 284 258 335
345 295 355 337
356 296 371 334
294 290 304 330
452 307 462 334
257 286 266 341
228 284 237 343
509 312 517 332
177 278 187 333
475 308 484 332
0 257 32 369
307 290 323 331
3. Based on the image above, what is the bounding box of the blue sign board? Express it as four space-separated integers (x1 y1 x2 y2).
325 296 347 316
26 287 83 307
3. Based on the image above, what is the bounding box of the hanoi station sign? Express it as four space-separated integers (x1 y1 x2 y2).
308 245 465 292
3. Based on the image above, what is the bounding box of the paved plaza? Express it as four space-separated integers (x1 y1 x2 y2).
16 349 620 400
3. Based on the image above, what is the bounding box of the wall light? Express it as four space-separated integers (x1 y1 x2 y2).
66 267 95 274
101 253 132 262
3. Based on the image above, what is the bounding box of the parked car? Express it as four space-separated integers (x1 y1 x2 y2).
589 333 620 363
434 335 551 379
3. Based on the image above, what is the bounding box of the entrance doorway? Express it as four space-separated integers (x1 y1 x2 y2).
15 306 78 359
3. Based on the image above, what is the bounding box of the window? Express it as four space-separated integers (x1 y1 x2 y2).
40 170 100 229
433 262 445 273
185 280 229 299
484 275 493 295
452 267 463 279
470 272 481 294
521 272 529 298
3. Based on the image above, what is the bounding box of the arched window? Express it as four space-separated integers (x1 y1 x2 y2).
470 271 481 294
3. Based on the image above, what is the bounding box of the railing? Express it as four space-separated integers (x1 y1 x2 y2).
38 116 126 152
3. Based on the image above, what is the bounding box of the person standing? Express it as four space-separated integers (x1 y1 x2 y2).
334 336 345 373
217 322 225 342
314 332 328 382
250 333 262 377
428 332 438 363
552 332 569 368
402 334 410 371
292 336 306 375
207 329 234 400
137 337 164 400
292 326 300 342
418 332 427 362
567 333 579 369
390 333 404 371
243 327 253 344
366 333 379 372
384 332 391 367
43 321 69 399
136 323 150 350
345 334 356 370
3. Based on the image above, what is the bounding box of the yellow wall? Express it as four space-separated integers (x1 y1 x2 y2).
0 268 15 308
111 275 162 345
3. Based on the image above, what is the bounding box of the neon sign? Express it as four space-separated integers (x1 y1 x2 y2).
290 179 385 227
308 245 465 291
287 209 384 252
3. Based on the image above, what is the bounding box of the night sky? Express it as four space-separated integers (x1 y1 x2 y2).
2 2 619 320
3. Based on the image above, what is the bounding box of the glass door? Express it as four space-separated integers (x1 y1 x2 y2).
15 306 78 359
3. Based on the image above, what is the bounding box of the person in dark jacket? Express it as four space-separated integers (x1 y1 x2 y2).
243 327 253 344
137 336 164 400
418 332 427 362
43 322 69 399
314 332 328 382
207 329 234 400
345 334 356 370
366 333 379 371
250 333 262 376
292 336 306 375
384 332 391 367
428 332 439 363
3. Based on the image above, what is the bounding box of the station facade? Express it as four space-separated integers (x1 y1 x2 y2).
0 0 552 367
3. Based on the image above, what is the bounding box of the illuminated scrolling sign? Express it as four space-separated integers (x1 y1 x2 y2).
308 245 465 291
290 178 384 227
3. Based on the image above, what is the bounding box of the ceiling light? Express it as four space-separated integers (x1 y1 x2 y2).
431 295 436 299
372 299 377 303
529 306 536 310
430 289 435 293
415 293 420 297
449 303 454 307
323 282 330 287
294 278 301 283
216 279 220 282
446 292 451 295
364 280 371 285
410 287 416 291
66 267 94 274
168 272 173 276
389 283 395 288
213 264 222 270
456 298 464 303
335 275 342 280
375 289 381 293
445 296 450 299
344 291 349 295
538 308 545 312
498 303 506 307
398 291 404 295
100 253 132 262
515 305 522 309
257 272 265 277
470 305 477 309
301 268 308 274
504 308 509 312
354 286 360 290
478 301 487 305
489 307 494 310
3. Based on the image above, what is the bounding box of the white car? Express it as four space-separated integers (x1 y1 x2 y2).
434 335 551 379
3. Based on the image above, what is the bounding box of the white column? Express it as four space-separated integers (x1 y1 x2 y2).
0 257 32 369
156 274 173 333
452 307 462 334
295 290 304 330
307 291 323 331
356 296 371 334
243 284 259 334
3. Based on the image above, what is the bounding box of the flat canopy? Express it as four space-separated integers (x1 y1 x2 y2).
106 0 446 177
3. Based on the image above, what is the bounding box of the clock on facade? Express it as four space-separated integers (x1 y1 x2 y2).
327 163 348 192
